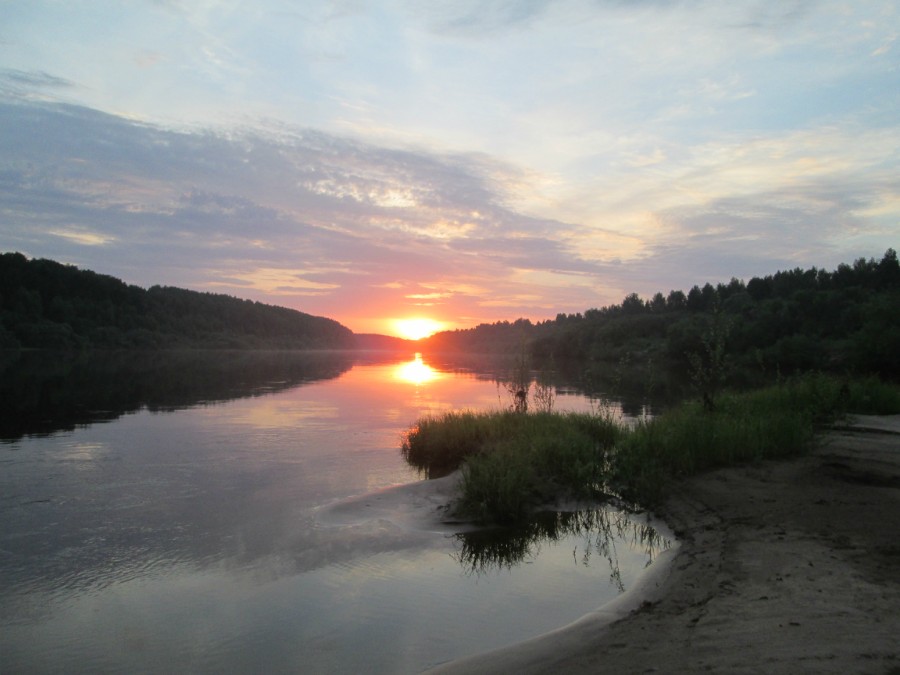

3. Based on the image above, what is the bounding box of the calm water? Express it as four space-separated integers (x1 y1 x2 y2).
0 350 669 674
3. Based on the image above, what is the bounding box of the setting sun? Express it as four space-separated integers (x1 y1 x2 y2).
393 318 444 341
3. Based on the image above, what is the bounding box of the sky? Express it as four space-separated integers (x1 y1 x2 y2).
1 1 898 338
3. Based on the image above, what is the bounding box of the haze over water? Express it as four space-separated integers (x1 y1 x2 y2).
0 351 668 673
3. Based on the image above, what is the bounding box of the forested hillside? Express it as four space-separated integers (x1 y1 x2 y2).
421 250 900 381
0 252 355 350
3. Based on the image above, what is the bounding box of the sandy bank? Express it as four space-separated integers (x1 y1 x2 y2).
432 415 900 674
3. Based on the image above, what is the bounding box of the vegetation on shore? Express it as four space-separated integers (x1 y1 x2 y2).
406 250 900 521
403 410 623 522
402 374 900 524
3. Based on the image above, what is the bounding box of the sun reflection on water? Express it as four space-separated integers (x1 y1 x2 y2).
393 353 442 385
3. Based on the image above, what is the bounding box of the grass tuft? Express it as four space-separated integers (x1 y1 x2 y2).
402 411 622 522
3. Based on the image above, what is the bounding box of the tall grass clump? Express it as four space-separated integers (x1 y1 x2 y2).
403 410 623 522
609 373 884 507
458 412 623 523
612 399 815 506
401 411 499 478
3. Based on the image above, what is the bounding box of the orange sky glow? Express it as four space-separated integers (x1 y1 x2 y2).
390 318 449 341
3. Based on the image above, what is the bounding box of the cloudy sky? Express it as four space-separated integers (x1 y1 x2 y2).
1 1 898 337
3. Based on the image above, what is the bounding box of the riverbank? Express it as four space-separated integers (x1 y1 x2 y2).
432 415 900 674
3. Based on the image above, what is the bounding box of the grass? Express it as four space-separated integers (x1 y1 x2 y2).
402 410 622 522
611 397 814 506
401 374 900 523
842 375 900 414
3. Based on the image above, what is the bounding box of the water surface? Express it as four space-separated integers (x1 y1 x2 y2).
0 350 669 673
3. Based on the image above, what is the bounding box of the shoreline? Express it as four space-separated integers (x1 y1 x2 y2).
431 415 900 674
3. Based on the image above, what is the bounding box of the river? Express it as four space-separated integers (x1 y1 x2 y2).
0 350 669 673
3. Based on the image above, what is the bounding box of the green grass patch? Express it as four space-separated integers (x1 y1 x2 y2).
843 375 900 414
402 375 900 523
613 374 900 506
612 399 815 506
402 411 622 523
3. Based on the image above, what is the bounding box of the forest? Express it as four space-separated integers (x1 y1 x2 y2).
420 249 900 382
2 250 898 384
0 252 355 350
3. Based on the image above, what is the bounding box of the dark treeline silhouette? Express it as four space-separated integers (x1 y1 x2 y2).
421 249 900 381
0 252 355 349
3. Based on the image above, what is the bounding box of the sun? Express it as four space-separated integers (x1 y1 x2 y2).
393 318 443 341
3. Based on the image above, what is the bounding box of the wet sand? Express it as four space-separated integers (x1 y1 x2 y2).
432 415 900 674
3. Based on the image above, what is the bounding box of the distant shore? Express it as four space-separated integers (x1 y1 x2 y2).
432 415 900 674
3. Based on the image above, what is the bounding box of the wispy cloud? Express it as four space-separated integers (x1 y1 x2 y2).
0 98 604 324
47 228 116 246
1 69 75 90
2 91 898 330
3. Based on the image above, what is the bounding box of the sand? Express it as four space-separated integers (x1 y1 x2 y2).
431 415 900 674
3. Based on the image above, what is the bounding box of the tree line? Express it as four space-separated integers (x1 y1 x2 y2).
420 249 900 381
4 249 897 381
0 252 355 350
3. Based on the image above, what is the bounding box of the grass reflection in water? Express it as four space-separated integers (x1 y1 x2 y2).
453 508 671 585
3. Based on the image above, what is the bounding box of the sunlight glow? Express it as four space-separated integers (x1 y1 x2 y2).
394 353 442 385
393 317 444 340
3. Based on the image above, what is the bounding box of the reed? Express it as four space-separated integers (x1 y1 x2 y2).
457 412 623 523
402 410 622 522
611 398 815 506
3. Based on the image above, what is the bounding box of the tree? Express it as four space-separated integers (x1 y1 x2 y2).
687 305 731 412
666 289 687 311
621 292 646 314
686 285 704 311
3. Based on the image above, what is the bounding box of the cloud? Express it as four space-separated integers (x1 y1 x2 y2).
48 228 116 246
1 69 75 90
207 268 341 296
0 98 608 323
0 69 77 101
3 90 898 330
412 0 555 35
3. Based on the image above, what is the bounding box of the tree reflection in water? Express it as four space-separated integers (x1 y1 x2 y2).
453 507 670 588
0 350 356 442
